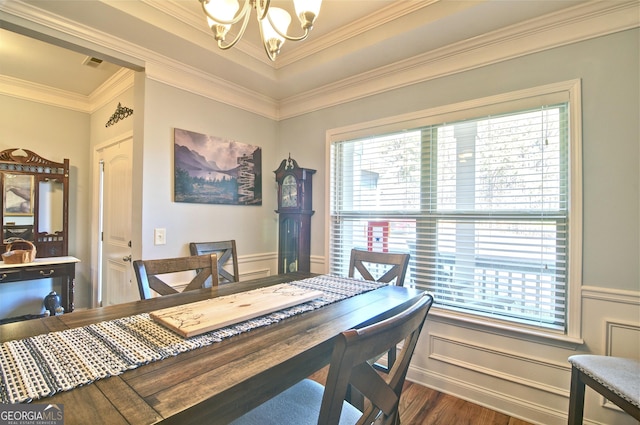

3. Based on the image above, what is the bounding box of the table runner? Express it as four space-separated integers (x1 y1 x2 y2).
0 275 383 404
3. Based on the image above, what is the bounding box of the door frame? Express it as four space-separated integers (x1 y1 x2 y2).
90 131 133 308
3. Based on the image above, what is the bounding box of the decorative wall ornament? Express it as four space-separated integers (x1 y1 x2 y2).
174 128 262 206
105 103 134 127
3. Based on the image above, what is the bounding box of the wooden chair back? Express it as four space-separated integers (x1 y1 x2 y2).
133 254 219 300
189 240 239 283
320 292 434 425
348 248 410 287
348 248 411 375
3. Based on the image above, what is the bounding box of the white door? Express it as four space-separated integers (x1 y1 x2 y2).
98 137 136 306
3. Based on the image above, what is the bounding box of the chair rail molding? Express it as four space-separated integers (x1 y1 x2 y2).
582 285 640 305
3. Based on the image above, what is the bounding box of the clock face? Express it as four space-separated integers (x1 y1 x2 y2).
281 174 298 207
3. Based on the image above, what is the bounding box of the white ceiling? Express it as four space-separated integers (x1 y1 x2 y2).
0 28 122 96
0 0 597 101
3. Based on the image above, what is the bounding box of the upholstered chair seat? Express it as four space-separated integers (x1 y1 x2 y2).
567 355 640 424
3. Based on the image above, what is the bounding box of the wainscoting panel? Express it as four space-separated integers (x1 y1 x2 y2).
405 285 640 425
238 268 271 281
601 320 640 414
428 333 569 397
605 320 640 359
237 252 277 280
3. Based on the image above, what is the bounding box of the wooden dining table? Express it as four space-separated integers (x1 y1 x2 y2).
0 272 423 425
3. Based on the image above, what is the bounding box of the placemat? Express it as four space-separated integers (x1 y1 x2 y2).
0 275 383 404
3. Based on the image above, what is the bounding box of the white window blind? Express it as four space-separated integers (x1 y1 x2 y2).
330 101 571 332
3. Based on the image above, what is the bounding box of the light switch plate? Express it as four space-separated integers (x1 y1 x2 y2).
154 228 166 245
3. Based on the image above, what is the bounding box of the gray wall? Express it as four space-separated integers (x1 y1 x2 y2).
281 28 640 292
276 27 639 425
0 95 91 316
137 79 280 261
0 75 280 313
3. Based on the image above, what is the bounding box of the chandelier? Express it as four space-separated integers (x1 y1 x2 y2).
200 0 322 61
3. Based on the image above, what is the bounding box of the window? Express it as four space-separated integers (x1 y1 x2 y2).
328 81 582 337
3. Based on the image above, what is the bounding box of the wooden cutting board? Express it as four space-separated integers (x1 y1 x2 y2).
150 283 324 337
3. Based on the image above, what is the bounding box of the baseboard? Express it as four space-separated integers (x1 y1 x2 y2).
406 365 567 425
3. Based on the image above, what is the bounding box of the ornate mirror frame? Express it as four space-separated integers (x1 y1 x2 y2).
0 149 69 257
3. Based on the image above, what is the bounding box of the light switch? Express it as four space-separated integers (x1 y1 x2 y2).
154 228 166 245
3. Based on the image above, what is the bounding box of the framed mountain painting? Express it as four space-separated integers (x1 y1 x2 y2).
174 128 262 205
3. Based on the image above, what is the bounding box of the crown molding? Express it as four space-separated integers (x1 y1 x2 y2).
278 0 640 119
140 0 272 68
0 0 278 118
0 1 144 70
144 0 433 70
0 68 135 114
2 0 638 121
274 0 437 68
0 74 91 112
89 68 135 113
144 57 278 119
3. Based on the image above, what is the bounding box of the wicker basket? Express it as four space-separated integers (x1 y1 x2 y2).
2 239 37 264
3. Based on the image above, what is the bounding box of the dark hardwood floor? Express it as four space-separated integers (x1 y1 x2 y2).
397 381 534 425
308 368 534 425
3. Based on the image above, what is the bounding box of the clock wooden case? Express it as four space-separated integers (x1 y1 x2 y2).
274 156 315 274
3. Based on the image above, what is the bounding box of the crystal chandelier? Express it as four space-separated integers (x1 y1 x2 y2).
200 0 322 61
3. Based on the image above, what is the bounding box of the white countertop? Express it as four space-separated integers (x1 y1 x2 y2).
0 256 80 269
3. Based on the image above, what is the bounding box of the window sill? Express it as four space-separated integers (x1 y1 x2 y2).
429 306 584 349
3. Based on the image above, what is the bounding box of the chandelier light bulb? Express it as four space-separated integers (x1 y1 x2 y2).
293 0 321 29
263 8 292 42
261 7 291 58
204 0 240 41
204 0 240 23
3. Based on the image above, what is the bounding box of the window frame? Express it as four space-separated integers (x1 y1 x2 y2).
325 80 583 342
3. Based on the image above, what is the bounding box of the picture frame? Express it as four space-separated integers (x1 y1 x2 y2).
3 173 34 216
174 128 262 206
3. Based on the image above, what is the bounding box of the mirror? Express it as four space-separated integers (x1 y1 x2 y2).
0 149 69 257
38 178 64 236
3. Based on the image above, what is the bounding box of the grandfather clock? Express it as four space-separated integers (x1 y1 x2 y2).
275 156 315 274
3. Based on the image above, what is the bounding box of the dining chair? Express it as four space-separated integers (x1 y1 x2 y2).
348 248 411 374
189 240 239 283
567 355 640 424
348 248 410 287
133 253 219 300
230 292 434 425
